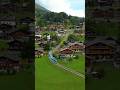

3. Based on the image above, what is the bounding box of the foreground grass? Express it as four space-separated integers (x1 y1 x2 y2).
86 63 120 90
59 54 85 74
0 70 34 90
35 56 85 90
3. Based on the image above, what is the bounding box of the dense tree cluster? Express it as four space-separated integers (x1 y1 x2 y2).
35 4 84 27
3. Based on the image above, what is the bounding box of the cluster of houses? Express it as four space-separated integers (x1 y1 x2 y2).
0 0 34 74
74 22 85 36
35 22 85 57
35 48 47 58
59 42 84 58
0 55 20 74
35 24 69 57
35 27 51 57
86 0 120 22
47 23 65 31
0 0 17 13
0 0 33 14
85 36 120 74
44 23 67 37
0 16 34 74
85 0 120 78
86 0 114 6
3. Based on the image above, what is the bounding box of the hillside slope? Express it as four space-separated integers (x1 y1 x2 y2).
35 4 84 27
35 3 49 14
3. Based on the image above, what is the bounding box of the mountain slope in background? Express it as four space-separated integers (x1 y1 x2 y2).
35 3 49 15
35 4 84 27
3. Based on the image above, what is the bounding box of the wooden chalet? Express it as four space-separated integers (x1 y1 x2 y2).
97 0 113 6
20 2 33 12
0 16 16 25
0 24 15 35
57 29 66 35
85 37 118 73
92 8 114 19
74 26 81 32
59 48 74 58
92 9 104 18
68 43 84 53
8 40 24 51
86 40 116 62
35 49 45 57
47 23 65 31
104 9 114 19
0 24 13 31
0 0 17 13
0 16 16 36
10 30 27 39
19 17 34 25
85 31 96 39
86 0 113 6
0 24 15 40
38 42 48 48
75 22 85 35
115 8 120 19
0 56 20 71
35 35 42 41
35 27 43 34
74 29 85 36
3 3 17 12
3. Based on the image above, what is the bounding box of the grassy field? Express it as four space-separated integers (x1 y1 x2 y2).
86 63 120 90
35 56 85 90
59 55 85 74
0 71 34 90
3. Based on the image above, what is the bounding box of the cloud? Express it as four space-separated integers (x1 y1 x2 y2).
36 0 85 17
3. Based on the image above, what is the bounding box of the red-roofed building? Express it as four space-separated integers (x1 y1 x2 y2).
69 43 84 53
60 48 74 58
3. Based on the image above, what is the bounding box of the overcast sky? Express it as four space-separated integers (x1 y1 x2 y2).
36 0 85 17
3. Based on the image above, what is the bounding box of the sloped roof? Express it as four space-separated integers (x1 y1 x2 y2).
85 36 116 48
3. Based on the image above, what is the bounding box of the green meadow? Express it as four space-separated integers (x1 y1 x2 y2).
0 71 34 90
86 63 120 90
35 56 85 90
59 54 85 74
